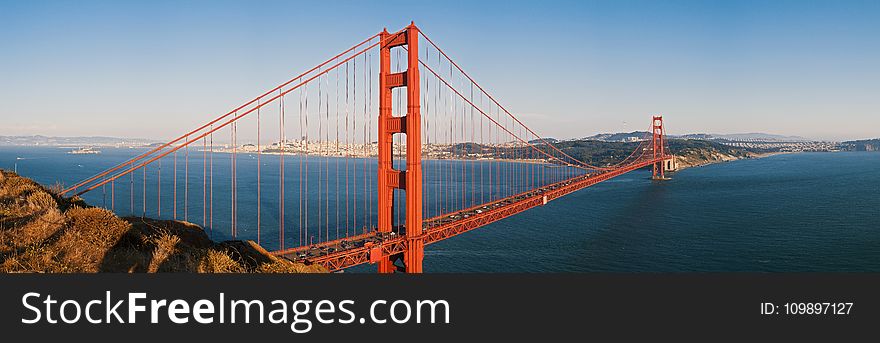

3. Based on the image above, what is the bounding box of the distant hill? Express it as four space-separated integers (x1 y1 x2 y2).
581 131 650 142
676 133 714 140
548 137 761 170
0 135 156 147
708 133 810 142
841 138 880 152
584 131 812 142
528 138 558 144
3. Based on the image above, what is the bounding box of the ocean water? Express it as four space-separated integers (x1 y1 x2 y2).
2 147 879 272
0 146 580 248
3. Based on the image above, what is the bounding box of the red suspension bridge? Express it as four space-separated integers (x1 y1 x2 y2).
59 23 673 273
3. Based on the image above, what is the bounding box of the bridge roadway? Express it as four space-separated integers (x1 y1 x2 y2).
272 156 670 272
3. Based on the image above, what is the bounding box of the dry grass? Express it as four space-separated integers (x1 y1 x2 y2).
256 260 328 273
198 249 245 273
147 232 180 273
58 207 132 270
0 170 326 273
1 170 66 254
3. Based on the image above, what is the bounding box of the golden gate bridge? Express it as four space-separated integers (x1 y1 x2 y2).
59 23 673 273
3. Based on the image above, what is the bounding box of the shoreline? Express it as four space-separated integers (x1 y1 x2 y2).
200 149 555 165
671 151 795 172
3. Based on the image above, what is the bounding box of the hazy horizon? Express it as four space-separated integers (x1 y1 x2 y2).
1 130 870 144
1 0 878 141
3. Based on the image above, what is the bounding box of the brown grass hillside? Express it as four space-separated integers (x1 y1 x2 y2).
0 170 326 273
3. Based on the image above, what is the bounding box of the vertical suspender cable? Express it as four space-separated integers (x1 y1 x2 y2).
209 126 214 236
234 122 238 236
365 50 371 233
304 81 310 245
231 121 235 238
157 158 161 218
298 82 304 247
184 135 189 221
203 133 207 228
173 150 177 219
257 99 261 245
479 88 484 205
142 166 146 217
279 90 285 250
325 71 330 242
338 64 342 241
317 72 323 242
469 82 474 208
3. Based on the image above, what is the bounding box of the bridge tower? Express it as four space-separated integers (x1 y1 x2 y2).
652 115 670 180
377 23 423 273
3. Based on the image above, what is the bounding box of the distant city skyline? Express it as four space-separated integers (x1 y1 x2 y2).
1 0 878 141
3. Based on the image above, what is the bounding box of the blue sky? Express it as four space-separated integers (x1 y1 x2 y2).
1 0 877 140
